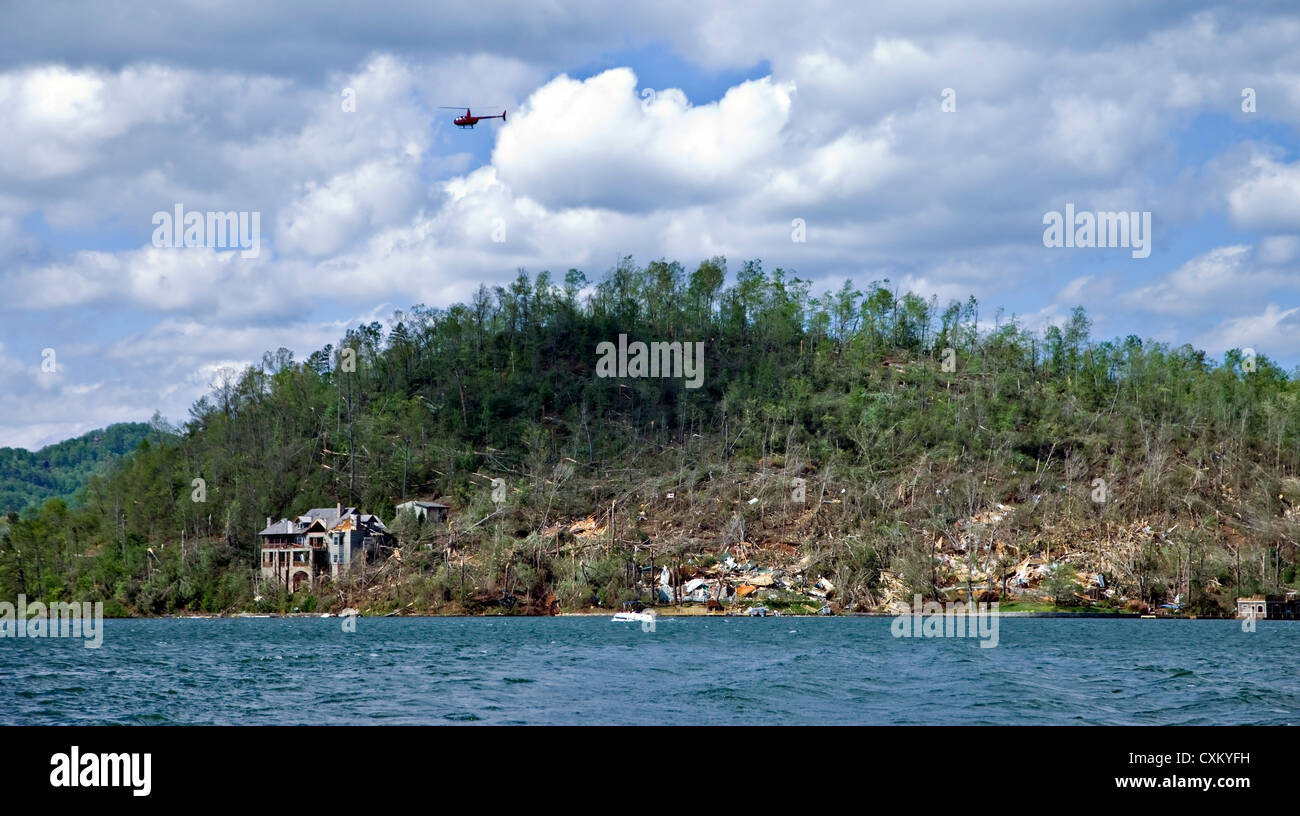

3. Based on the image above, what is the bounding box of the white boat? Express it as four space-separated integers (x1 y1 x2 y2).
612 611 655 623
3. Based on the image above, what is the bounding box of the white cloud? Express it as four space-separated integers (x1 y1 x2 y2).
1197 304 1300 359
493 68 794 212
0 64 186 180
12 246 286 315
1126 243 1299 316
1257 235 1300 265
1126 245 1254 316
5 3 1300 448
1227 156 1300 231
278 157 424 257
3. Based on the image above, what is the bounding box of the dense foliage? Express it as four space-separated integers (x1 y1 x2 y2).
0 423 152 514
1 257 1296 615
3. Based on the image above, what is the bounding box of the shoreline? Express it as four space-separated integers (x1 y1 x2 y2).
127 609 1246 620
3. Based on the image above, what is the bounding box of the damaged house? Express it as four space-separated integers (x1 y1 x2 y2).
259 505 391 592
394 500 449 525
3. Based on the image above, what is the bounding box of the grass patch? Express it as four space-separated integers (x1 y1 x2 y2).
996 600 1125 614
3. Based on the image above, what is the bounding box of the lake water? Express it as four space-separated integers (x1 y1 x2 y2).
2 617 1295 725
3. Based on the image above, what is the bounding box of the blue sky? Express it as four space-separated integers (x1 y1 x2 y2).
0 1 1298 449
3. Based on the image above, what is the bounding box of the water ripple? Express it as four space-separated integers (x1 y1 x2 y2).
0 618 1296 725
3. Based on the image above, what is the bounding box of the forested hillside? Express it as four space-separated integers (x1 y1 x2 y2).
0 423 152 514
1 258 1296 616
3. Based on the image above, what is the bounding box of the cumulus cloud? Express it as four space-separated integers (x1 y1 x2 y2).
0 64 186 181
11 246 286 315
1126 243 1300 317
278 157 425 257
1227 155 1300 232
1197 304 1300 361
0 340 139 450
495 68 794 211
4 2 1300 447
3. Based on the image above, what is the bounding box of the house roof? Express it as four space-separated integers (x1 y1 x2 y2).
399 500 449 509
331 513 388 534
258 519 298 536
261 505 386 537
305 507 344 526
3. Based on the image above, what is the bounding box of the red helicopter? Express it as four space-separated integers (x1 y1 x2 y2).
439 107 507 129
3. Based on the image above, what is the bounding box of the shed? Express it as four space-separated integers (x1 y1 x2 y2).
395 500 449 525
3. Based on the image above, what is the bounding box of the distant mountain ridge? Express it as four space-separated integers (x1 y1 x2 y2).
0 423 153 513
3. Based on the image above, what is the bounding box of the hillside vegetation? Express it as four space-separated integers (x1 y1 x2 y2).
0 423 152 514
2 258 1297 616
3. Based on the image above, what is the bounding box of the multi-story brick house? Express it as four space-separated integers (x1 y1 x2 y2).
258 505 390 592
